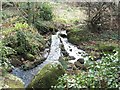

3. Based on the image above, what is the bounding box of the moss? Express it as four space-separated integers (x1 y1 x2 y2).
67 29 92 45
27 62 65 89
0 73 24 89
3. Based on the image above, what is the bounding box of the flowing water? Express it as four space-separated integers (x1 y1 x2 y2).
12 31 88 87
12 34 61 87
58 31 88 63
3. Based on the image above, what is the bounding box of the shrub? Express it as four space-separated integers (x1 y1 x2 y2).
0 41 14 73
2 22 45 62
39 2 53 21
16 30 30 55
14 22 29 30
17 2 53 34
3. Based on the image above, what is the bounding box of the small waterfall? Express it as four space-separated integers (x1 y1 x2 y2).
12 33 61 87
59 31 88 64
12 30 88 87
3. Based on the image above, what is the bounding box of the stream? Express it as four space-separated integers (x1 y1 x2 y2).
12 30 88 87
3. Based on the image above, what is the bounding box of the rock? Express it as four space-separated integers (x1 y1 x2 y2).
77 58 84 64
68 56 75 60
58 57 68 70
78 52 81 54
74 61 82 68
9 55 23 67
25 53 35 61
66 64 80 75
69 49 72 51
22 57 46 70
0 73 24 89
22 61 34 70
45 41 51 48
61 44 69 57
60 34 67 38
42 49 49 58
61 44 65 51
62 51 69 57
33 57 46 66
27 62 65 89
74 61 87 71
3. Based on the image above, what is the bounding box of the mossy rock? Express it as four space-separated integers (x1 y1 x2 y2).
0 73 24 89
21 57 46 70
27 62 65 89
25 53 35 61
67 29 92 45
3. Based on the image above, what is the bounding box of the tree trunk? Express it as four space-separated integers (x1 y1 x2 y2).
27 2 32 25
87 2 91 31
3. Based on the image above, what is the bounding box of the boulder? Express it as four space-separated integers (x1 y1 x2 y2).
27 62 65 89
0 73 24 89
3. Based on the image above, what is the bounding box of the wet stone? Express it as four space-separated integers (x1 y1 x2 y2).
61 44 65 51
69 49 72 51
68 56 75 60
77 58 84 64
59 34 67 38
62 51 69 57
67 66 73 71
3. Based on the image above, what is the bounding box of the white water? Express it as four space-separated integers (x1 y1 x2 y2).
59 31 88 63
12 31 88 87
